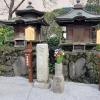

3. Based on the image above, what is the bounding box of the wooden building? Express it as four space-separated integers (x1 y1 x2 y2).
55 1 100 51
0 2 48 47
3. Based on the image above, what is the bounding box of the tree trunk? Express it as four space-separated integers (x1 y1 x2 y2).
3 0 25 19
8 12 13 19
8 0 14 19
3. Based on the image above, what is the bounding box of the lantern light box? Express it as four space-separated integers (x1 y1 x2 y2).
96 30 100 44
25 26 36 41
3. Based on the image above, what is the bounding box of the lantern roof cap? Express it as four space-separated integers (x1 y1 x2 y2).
74 0 83 9
26 1 33 8
16 2 44 17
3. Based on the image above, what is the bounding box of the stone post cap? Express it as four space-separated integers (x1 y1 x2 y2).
37 43 48 46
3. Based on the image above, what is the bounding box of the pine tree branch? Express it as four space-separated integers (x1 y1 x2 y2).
3 0 10 9
9 0 14 14
11 0 25 14
42 0 46 8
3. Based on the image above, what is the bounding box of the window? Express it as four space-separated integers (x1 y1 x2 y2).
63 32 67 39
91 27 96 42
15 40 26 47
73 45 85 52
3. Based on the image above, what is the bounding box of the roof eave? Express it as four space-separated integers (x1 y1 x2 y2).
16 9 45 17
0 18 49 26
56 18 100 26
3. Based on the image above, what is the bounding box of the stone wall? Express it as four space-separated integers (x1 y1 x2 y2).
0 45 99 84
63 51 99 84
0 45 36 77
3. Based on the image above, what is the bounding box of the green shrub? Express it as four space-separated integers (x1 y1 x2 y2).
47 34 60 74
49 63 55 74
96 44 100 51
0 65 6 75
0 25 14 46
47 34 60 50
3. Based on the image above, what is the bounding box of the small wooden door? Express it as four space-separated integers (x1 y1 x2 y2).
73 26 85 42
67 25 91 43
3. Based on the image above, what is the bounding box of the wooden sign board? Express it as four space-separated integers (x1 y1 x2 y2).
97 30 100 44
25 26 36 41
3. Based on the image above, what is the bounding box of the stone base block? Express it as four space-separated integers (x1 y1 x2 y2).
34 80 50 89
52 75 64 93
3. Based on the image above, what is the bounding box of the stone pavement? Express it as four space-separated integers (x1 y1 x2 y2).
0 76 100 100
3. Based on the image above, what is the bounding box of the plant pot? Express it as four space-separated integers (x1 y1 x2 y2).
52 63 64 93
56 56 63 64
55 63 63 76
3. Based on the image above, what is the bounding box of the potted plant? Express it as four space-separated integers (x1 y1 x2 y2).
52 49 64 93
54 49 64 75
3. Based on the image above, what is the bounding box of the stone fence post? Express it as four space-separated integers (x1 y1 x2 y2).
34 43 49 89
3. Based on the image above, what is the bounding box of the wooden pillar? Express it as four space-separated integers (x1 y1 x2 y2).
25 41 33 82
25 26 36 82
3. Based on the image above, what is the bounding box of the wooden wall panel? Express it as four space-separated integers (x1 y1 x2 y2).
73 26 84 42
84 27 91 43
67 27 73 42
66 25 93 43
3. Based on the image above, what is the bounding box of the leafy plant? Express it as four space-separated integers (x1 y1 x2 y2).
47 34 60 50
49 63 55 74
0 65 6 75
0 25 14 46
54 49 64 64
96 44 100 51
47 34 60 73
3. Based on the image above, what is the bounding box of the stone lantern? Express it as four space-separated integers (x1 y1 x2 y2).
0 2 48 82
0 2 48 47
